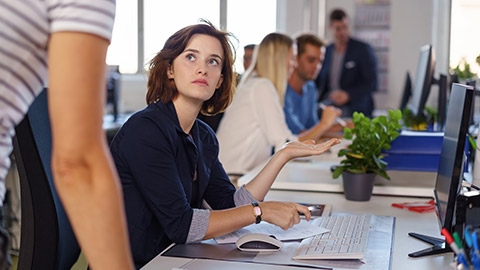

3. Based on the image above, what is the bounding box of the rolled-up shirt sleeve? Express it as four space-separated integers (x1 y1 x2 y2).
234 185 257 206
185 209 211 243
48 0 115 41
186 185 256 243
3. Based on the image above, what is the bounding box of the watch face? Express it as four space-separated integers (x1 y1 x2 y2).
254 207 262 216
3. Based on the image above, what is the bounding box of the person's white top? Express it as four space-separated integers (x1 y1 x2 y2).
0 0 115 205
217 75 297 174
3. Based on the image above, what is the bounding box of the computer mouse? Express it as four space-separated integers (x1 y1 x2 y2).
235 233 283 252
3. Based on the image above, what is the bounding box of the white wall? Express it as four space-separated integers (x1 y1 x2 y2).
277 0 321 36
278 0 451 112
324 0 438 111
386 0 434 110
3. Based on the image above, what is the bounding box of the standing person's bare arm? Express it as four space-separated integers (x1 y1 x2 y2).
48 32 134 270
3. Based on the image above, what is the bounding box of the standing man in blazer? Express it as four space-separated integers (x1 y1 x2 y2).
315 8 377 117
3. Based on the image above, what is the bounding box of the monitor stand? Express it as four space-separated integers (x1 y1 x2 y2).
408 232 451 257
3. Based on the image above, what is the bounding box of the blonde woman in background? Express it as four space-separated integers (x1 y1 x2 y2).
217 33 338 175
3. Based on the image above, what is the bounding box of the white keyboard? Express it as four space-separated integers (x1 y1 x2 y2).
293 214 371 260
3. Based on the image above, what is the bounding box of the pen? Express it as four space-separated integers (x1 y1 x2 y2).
465 226 473 249
442 229 469 268
464 226 479 269
442 228 460 254
318 103 347 127
453 232 470 263
472 230 480 269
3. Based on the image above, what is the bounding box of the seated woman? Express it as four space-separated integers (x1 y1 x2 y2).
216 33 340 175
110 22 340 268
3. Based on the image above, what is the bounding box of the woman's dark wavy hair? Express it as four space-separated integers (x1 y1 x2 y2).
146 21 236 115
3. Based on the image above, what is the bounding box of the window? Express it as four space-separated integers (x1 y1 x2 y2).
107 0 278 74
227 0 277 74
450 0 480 76
143 1 220 70
106 0 138 74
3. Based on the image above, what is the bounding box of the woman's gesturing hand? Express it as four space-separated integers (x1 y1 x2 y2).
278 138 341 161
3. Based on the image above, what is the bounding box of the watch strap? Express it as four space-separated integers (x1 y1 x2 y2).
251 202 262 224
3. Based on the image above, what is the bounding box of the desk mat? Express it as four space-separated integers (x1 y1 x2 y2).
163 215 395 270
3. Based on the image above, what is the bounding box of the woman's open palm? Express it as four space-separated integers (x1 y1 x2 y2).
279 138 341 160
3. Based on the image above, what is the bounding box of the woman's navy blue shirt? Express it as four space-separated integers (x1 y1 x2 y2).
110 101 236 268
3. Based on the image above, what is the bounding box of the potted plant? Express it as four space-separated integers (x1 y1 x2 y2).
402 106 437 131
452 58 477 82
332 110 402 201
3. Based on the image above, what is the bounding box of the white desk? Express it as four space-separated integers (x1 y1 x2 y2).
238 145 437 198
143 191 454 270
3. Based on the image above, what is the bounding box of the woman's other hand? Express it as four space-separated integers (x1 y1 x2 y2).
259 201 311 230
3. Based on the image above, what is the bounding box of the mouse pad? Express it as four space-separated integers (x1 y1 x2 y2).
162 215 395 270
163 239 257 262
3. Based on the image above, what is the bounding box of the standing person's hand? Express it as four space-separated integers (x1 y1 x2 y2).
259 201 311 230
329 89 350 106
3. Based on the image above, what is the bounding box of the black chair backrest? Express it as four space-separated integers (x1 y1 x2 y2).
196 112 225 133
13 89 80 269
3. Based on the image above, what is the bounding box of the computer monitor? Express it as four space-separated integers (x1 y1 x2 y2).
436 74 448 131
399 72 412 111
466 79 477 126
409 45 435 116
106 65 120 121
408 83 474 257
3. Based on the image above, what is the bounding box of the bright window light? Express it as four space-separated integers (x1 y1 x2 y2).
450 0 480 75
106 0 138 74
227 0 277 74
144 1 220 70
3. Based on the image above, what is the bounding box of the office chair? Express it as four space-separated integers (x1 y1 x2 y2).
106 65 120 122
197 112 224 133
13 89 80 269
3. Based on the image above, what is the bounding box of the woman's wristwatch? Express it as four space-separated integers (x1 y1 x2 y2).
251 202 262 224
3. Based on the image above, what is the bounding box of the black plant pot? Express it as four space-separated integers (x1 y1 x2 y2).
342 172 375 201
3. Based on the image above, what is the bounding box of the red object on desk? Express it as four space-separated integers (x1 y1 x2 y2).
391 199 435 213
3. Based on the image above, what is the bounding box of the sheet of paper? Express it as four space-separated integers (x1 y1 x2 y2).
215 219 329 244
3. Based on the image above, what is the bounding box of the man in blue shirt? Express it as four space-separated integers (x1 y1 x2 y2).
285 34 341 137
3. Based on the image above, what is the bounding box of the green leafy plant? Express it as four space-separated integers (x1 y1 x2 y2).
402 107 436 131
332 110 402 180
452 58 476 80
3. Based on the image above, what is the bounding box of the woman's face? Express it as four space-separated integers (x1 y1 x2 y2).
168 34 224 106
287 47 296 78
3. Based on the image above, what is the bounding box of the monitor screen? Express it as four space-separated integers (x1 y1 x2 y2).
436 74 448 131
399 72 412 110
434 83 474 232
409 45 435 116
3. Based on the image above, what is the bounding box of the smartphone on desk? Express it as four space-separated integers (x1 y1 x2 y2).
298 203 332 218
